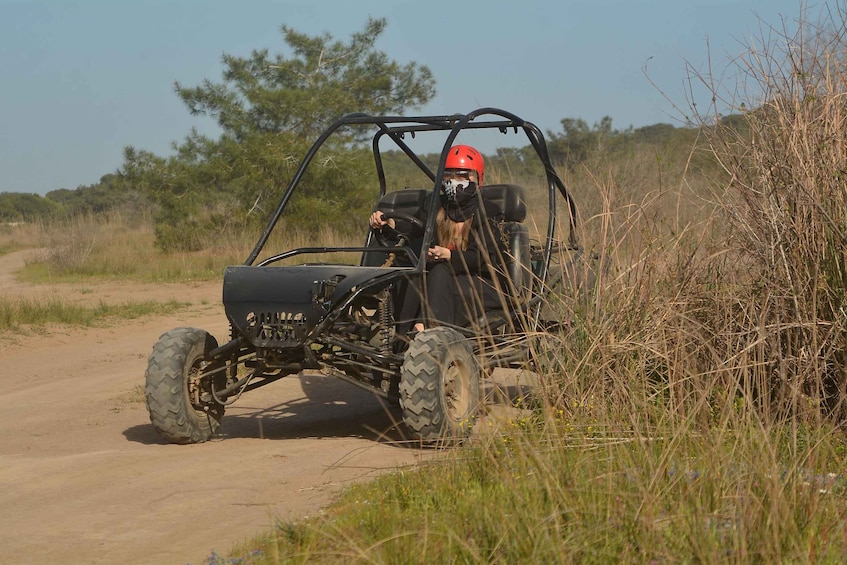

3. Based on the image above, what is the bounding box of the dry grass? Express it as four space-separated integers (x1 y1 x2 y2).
9 6 847 562
206 4 847 563
23 210 247 282
0 221 41 255
14 209 372 284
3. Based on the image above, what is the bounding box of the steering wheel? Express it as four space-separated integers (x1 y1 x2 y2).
372 211 425 248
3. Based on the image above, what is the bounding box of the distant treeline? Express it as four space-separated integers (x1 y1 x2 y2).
0 173 148 222
0 116 729 224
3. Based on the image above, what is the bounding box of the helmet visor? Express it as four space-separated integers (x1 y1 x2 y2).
442 169 477 182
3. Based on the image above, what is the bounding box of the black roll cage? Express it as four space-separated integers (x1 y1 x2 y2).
244 107 579 291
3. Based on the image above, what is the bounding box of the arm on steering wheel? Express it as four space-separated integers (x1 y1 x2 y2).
371 210 425 247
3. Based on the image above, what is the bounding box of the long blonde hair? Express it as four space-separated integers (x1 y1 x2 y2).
436 208 472 250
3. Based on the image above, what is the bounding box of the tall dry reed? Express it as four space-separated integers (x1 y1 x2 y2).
696 5 847 421
534 3 847 432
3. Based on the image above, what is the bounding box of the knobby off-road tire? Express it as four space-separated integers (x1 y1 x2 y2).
399 327 482 443
145 327 224 444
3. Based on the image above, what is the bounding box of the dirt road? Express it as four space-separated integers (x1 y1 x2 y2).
0 250 435 564
0 250 535 564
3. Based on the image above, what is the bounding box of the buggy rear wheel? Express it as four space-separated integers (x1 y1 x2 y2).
145 327 224 444
399 327 481 443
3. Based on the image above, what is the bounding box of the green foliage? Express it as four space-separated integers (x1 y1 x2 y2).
151 198 220 253
46 173 149 217
547 115 625 168
176 17 434 142
0 174 149 223
545 116 713 174
122 17 436 251
282 147 377 235
0 192 61 222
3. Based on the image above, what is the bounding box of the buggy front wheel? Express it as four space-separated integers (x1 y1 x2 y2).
145 327 224 444
399 327 481 443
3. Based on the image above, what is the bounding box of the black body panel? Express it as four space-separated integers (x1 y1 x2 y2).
223 264 405 348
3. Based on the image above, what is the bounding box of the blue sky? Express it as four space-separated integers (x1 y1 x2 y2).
0 0 808 195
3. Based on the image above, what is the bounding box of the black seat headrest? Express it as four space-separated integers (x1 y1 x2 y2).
378 185 527 223
377 188 430 212
480 184 527 222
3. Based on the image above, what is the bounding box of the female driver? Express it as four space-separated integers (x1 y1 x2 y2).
370 145 511 332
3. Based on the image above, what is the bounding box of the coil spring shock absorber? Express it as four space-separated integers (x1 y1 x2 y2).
377 288 393 354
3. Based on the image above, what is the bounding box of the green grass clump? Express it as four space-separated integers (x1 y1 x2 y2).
220 411 847 564
0 295 188 332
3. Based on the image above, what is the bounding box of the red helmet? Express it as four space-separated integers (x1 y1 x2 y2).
445 145 484 184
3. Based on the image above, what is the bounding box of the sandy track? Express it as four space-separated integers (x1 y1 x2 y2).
0 250 533 564
0 250 432 564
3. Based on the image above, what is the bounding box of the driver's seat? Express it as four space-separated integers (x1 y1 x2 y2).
480 184 532 302
363 185 532 301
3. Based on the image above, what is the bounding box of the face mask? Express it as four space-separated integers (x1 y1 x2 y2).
441 179 479 222
442 178 476 204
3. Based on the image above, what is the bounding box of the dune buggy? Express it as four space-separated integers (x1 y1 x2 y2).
144 107 580 444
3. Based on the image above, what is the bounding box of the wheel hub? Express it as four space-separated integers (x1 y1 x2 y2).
444 360 471 421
